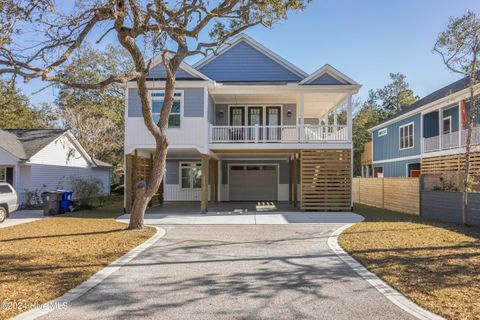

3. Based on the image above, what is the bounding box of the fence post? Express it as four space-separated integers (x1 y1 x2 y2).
419 175 424 216
382 178 385 210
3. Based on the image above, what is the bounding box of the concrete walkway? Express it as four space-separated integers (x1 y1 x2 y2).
117 211 364 225
0 210 44 229
40 215 418 320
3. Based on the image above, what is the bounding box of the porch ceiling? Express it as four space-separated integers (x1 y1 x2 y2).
211 91 350 118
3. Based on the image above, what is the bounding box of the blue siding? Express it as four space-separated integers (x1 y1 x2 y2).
372 113 421 162
148 63 199 80
198 41 302 82
423 111 439 138
307 73 345 85
373 158 421 177
128 87 204 118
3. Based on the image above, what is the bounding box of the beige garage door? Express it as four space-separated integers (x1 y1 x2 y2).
229 165 277 201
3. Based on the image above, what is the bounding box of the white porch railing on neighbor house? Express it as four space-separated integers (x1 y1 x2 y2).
423 127 480 153
209 125 348 143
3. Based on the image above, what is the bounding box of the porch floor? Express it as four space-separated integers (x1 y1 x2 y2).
146 201 300 214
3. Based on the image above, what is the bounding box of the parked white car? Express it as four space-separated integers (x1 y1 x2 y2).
0 183 19 223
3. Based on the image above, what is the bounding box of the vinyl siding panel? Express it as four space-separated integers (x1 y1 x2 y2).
372 113 421 162
423 111 439 138
29 135 90 168
283 104 296 125
373 158 421 177
307 73 345 85
148 63 199 80
128 87 204 118
26 164 110 203
198 41 302 82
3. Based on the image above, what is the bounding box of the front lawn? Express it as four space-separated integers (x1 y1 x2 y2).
0 197 155 320
339 203 480 320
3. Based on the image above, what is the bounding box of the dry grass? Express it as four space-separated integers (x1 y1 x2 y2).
0 197 155 319
339 203 480 320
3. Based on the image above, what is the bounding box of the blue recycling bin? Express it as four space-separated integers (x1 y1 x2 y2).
56 190 73 212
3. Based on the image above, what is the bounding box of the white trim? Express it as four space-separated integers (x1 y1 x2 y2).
210 143 353 150
12 227 166 320
328 225 446 320
126 80 211 89
149 90 184 130
299 64 359 86
179 161 202 190
405 161 421 177
378 128 388 137
399 122 414 150
193 34 308 79
442 115 452 134
372 155 421 164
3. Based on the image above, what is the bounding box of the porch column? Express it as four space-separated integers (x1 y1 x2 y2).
289 156 293 204
458 101 462 147
333 109 338 126
300 93 305 142
293 153 298 207
347 95 353 142
439 108 443 149
201 154 209 213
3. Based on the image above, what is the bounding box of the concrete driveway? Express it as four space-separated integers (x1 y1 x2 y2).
0 209 44 229
40 214 417 320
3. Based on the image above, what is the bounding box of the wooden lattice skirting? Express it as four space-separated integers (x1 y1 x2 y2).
300 149 352 211
421 152 480 175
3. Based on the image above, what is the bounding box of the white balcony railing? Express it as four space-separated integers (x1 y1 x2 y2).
423 127 480 153
209 125 348 144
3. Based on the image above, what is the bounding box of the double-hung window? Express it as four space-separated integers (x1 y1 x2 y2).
151 92 182 128
399 122 414 149
0 168 6 182
180 163 202 189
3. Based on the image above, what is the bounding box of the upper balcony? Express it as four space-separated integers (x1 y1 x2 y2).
210 124 348 144
423 127 480 153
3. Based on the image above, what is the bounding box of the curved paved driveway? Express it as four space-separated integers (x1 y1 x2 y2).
41 221 417 320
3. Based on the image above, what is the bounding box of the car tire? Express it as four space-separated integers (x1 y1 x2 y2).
0 207 6 223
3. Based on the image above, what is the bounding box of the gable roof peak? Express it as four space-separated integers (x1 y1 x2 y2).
193 33 308 79
299 64 359 86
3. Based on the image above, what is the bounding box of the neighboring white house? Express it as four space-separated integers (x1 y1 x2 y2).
0 129 111 205
125 34 360 212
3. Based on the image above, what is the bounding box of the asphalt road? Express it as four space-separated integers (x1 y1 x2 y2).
41 224 417 320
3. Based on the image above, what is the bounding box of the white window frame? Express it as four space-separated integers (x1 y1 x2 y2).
373 166 384 178
179 162 202 190
442 116 452 135
150 90 184 129
399 122 414 150
0 167 6 183
378 128 388 137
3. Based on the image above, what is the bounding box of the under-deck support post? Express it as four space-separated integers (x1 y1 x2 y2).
201 155 209 213
293 154 298 207
289 156 293 204
347 95 353 142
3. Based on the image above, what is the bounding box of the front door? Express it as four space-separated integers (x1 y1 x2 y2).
266 107 281 141
248 107 263 141
230 107 245 141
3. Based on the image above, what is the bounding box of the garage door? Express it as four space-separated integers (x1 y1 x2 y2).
229 165 277 201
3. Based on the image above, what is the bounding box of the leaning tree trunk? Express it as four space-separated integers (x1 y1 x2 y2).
462 64 477 226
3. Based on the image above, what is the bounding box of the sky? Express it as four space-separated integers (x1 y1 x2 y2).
18 0 480 107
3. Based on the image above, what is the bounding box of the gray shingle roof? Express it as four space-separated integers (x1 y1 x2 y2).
377 75 471 126
0 129 66 159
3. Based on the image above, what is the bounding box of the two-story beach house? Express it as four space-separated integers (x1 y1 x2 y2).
124 34 360 212
365 75 480 178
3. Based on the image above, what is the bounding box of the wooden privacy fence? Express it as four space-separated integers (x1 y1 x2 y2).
353 177 419 215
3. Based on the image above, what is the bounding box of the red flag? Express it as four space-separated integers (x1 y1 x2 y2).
460 99 467 129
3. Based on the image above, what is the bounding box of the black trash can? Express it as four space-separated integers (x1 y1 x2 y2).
41 191 64 216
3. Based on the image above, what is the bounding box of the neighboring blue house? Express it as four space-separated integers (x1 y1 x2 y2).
366 75 479 177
